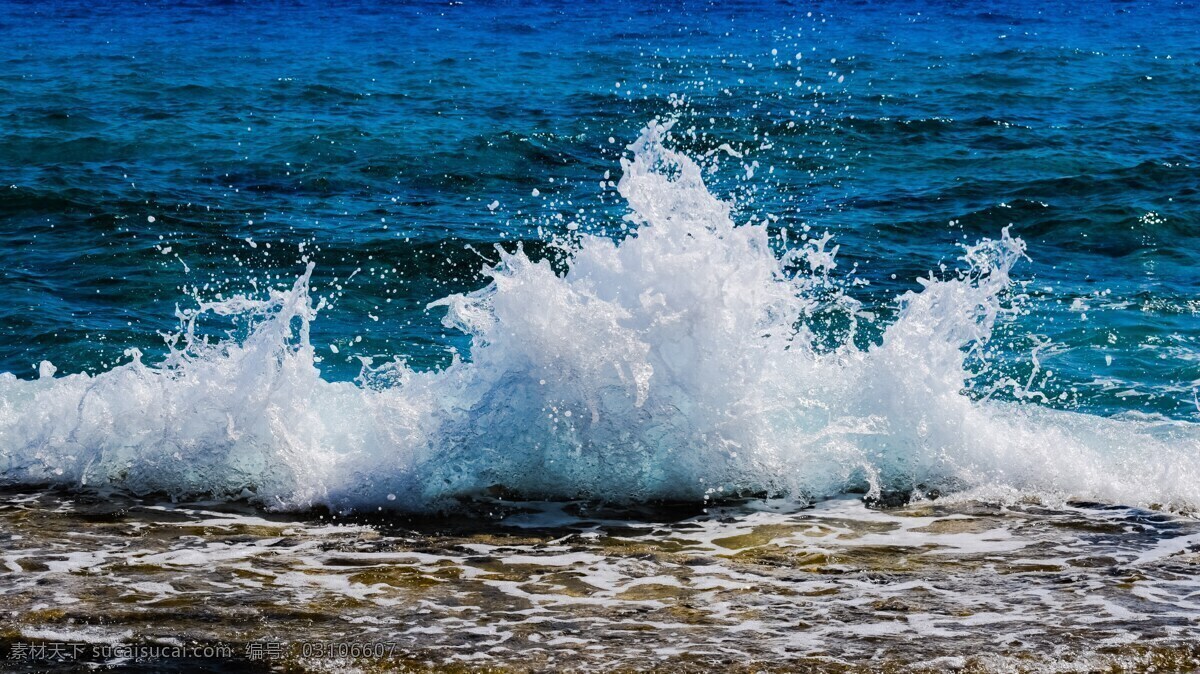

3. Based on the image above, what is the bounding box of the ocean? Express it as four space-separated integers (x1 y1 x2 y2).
2 0 1200 670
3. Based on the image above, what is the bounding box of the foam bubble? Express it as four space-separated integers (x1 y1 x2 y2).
2 121 1198 513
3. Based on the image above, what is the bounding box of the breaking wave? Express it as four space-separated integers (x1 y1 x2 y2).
2 121 1198 513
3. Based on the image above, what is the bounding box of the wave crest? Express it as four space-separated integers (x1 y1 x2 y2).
2 121 1198 513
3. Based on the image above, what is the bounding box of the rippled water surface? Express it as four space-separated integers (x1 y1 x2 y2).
3 0 1198 408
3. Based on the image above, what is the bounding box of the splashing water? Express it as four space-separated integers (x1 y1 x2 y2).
1 122 1197 513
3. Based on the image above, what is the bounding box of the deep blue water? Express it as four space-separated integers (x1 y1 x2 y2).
2 0 1199 420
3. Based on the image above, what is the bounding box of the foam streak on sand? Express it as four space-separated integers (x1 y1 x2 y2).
1 122 1197 512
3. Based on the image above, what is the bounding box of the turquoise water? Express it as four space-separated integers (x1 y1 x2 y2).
2 0 1199 509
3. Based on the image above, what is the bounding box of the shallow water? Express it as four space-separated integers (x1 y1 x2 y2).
3 489 1200 671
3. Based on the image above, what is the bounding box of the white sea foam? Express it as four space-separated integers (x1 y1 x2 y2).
2 120 1199 512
